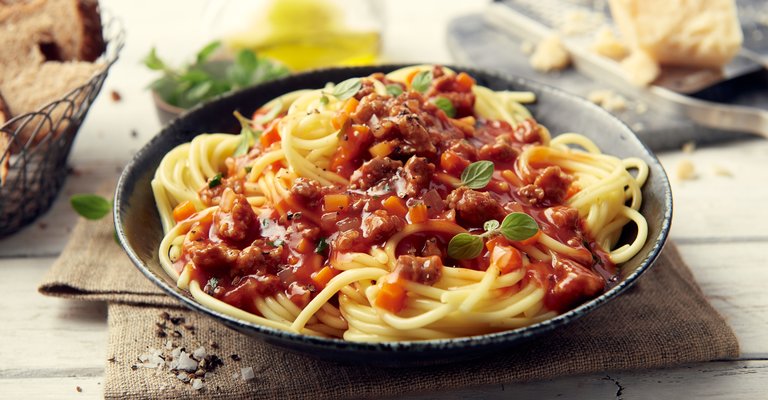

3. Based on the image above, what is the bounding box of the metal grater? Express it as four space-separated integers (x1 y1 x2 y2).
484 0 768 138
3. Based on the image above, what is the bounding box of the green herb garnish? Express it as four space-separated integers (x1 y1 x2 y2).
331 78 362 100
208 173 223 188
315 238 329 254
70 194 111 220
447 214 539 260
254 99 284 125
319 95 329 105
411 70 433 93
385 84 403 97
208 277 219 291
460 161 494 189
433 97 456 118
232 111 263 157
144 41 289 109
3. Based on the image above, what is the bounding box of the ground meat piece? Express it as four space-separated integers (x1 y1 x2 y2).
220 274 282 307
514 119 543 144
446 139 478 161
479 134 519 163
544 206 580 229
287 281 313 308
199 176 244 206
394 255 443 285
518 166 573 206
191 244 240 272
549 254 604 312
351 94 387 124
215 189 256 242
371 119 397 139
350 156 403 190
293 220 321 241
446 186 506 227
234 241 283 275
397 114 437 156
354 79 376 101
437 91 475 118
334 230 361 251
291 177 323 205
421 238 442 258
403 156 435 196
361 210 404 243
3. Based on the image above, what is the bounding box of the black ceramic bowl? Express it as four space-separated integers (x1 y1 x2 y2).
115 65 672 366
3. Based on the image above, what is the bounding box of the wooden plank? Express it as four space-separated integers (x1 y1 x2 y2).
0 258 107 374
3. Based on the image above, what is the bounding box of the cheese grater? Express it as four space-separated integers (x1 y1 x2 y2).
483 0 768 138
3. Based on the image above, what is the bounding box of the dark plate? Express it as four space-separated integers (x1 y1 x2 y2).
115 65 672 366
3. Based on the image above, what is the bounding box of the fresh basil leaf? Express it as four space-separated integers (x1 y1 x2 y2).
255 99 284 125
483 219 500 232
332 78 362 101
500 212 539 241
447 233 484 260
143 48 166 71
385 84 403 97
186 80 213 101
195 41 221 65
236 49 258 72
315 238 329 254
411 70 433 93
460 160 494 189
70 194 111 220
433 97 456 118
232 111 262 156
244 166 253 173
208 173 223 188
319 95 329 105
208 277 219 290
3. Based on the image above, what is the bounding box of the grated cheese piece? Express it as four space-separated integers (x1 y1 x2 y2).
530 35 571 72
621 50 660 86
591 26 628 60
682 141 696 154
676 159 697 180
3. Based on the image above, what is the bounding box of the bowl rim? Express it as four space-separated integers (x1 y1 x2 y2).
115 64 673 353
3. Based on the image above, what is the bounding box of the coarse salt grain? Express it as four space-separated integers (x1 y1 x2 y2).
177 372 190 382
191 378 204 390
175 351 199 372
192 346 206 360
241 367 256 381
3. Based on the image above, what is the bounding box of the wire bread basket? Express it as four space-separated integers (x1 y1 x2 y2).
0 15 125 237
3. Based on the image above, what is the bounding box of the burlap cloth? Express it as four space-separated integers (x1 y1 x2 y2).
39 207 739 399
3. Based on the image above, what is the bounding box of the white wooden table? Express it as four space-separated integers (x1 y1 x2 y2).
1 1 766 398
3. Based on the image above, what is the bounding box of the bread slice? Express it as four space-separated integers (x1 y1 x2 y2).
0 92 10 185
0 0 104 63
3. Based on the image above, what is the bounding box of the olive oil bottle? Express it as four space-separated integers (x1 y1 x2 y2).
226 0 381 71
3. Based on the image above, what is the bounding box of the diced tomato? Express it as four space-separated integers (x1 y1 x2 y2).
490 244 523 274
455 72 475 91
440 150 470 175
260 123 281 148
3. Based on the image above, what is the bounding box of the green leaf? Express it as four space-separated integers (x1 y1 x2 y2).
447 233 484 260
208 277 219 290
186 80 213 101
236 49 258 72
319 95 329 105
332 78 362 101
433 97 456 118
411 70 433 93
254 99 283 125
315 238 329 254
70 194 111 220
195 41 221 65
385 84 403 97
208 173 223 188
483 219 500 232
143 47 166 71
232 111 262 156
460 160 495 189
500 212 539 241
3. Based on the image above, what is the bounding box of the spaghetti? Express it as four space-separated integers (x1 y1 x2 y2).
151 65 648 341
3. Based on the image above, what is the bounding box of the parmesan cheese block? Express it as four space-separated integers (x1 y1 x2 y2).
609 0 743 68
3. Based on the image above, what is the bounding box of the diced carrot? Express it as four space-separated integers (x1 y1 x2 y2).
172 200 196 222
260 124 281 148
342 97 359 114
490 244 523 274
312 266 338 289
296 238 314 254
440 150 469 175
369 141 394 158
331 111 348 130
324 194 350 211
374 280 407 313
455 72 475 91
408 203 429 224
352 124 370 136
383 195 408 218
565 184 580 200
487 180 510 193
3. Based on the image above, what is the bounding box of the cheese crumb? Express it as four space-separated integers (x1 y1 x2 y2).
587 89 628 112
520 41 535 55
559 10 605 35
621 50 660 86
591 26 628 60
530 35 571 72
635 102 648 114
676 159 696 180
713 165 733 177
681 141 696 154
